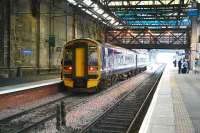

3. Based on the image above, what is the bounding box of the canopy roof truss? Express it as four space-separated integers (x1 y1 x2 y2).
106 28 190 49
66 0 195 49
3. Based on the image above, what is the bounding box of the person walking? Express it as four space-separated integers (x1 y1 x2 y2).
178 59 182 74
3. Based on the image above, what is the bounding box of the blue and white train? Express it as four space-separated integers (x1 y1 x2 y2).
61 38 149 92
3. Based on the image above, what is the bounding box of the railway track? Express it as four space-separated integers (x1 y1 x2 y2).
0 65 161 133
79 65 165 133
0 91 91 133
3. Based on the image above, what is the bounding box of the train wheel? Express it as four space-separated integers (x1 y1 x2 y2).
98 79 107 90
59 81 65 90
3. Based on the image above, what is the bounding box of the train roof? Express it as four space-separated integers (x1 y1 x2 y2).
65 38 147 55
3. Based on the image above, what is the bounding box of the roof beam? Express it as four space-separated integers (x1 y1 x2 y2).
113 43 190 49
109 4 189 9
91 0 126 25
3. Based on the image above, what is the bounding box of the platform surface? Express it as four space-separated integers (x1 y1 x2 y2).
0 78 61 95
139 64 200 133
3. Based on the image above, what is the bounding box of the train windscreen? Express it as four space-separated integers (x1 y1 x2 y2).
88 46 98 66
64 48 72 66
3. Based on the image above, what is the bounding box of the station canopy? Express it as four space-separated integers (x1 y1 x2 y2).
66 0 194 30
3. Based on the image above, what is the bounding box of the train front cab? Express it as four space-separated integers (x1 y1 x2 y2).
62 40 101 92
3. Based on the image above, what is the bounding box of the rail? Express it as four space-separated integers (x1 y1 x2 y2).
79 64 165 133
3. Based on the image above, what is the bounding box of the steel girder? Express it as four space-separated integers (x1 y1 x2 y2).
93 0 191 29
92 0 192 50
66 0 193 49
105 28 190 49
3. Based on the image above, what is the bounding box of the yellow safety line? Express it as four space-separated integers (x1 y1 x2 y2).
170 73 195 133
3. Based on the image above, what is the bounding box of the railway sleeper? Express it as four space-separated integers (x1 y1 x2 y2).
106 116 132 121
89 128 122 133
109 113 134 117
112 110 135 115
107 114 133 119
105 117 132 123
99 120 131 127
115 106 137 111
96 124 127 131
117 104 137 108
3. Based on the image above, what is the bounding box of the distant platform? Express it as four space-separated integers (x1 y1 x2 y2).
139 65 199 133
0 78 61 95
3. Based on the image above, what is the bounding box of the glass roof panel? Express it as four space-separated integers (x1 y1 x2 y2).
67 0 77 5
93 4 99 11
97 9 104 14
83 0 93 6
103 13 109 18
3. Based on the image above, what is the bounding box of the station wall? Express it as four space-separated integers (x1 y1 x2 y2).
0 0 106 78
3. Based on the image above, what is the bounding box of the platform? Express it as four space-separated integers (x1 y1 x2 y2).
0 74 59 87
0 78 61 95
139 64 200 133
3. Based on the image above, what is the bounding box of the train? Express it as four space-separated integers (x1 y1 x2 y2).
61 38 149 92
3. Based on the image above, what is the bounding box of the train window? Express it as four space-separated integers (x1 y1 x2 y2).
88 46 98 66
64 49 72 65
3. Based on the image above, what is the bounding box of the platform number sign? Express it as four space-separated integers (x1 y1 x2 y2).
187 9 198 17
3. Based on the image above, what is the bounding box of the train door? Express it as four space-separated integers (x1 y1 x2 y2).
75 48 85 77
72 45 88 88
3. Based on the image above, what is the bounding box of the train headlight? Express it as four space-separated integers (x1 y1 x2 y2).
64 66 72 73
88 66 98 73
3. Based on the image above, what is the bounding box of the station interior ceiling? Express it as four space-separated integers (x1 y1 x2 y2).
67 0 196 49
0 0 199 78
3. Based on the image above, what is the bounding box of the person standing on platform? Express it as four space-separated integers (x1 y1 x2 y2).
186 59 190 73
178 59 182 74
181 59 188 74
173 59 177 67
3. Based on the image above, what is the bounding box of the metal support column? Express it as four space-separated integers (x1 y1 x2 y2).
36 0 40 73
190 2 198 70
72 9 76 39
0 0 5 67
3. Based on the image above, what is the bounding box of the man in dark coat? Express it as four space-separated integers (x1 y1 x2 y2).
178 59 182 74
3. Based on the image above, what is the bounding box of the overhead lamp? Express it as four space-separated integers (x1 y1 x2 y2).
127 30 132 33
147 30 152 33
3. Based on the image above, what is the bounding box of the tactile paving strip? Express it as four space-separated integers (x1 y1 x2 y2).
171 75 195 133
